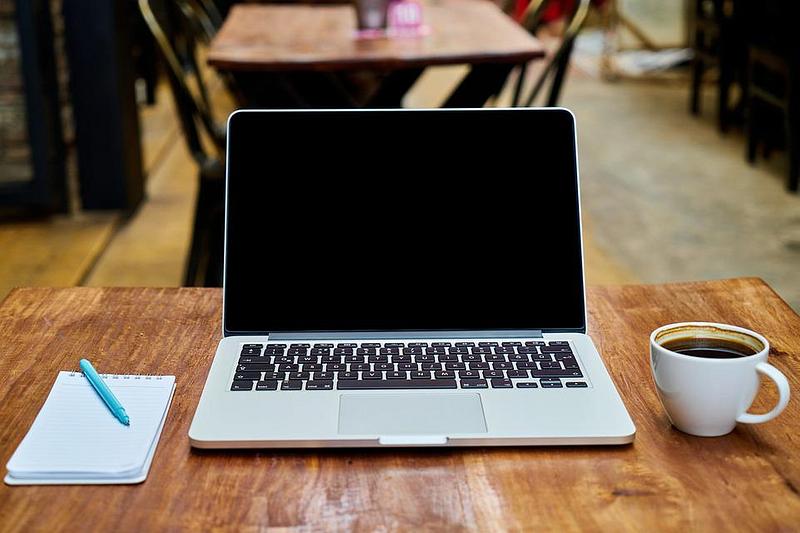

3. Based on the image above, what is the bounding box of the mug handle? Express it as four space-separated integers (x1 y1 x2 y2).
736 362 791 424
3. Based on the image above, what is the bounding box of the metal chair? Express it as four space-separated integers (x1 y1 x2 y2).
138 0 228 285
511 0 592 107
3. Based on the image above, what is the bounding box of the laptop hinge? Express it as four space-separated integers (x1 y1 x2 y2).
266 330 545 340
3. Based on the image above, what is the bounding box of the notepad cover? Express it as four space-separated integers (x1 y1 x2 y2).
5 372 175 485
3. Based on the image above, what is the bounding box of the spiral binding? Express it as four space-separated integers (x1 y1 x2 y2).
68 372 164 380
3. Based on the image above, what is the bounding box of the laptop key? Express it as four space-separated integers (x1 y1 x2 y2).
491 379 513 388
397 363 418 371
469 362 489 370
566 381 588 388
243 344 263 349
411 371 431 379
541 346 572 354
434 370 456 379
337 343 357 348
306 381 334 390
289 372 310 380
422 362 442 371
563 360 580 369
230 380 254 391
313 372 334 380
263 372 284 380
517 382 539 388
337 379 456 390
255 380 278 391
278 364 299 372
301 364 322 372
238 363 273 372
387 371 407 379
350 363 370 371
506 370 529 379
281 380 303 390
455 342 475 347
238 356 262 364
483 370 504 379
392 355 412 363
363 371 382 379
492 362 513 370
234 371 261 381
460 379 488 389
374 363 394 371
541 381 563 388
326 363 346 372
532 369 583 378
459 370 480 379
338 371 358 380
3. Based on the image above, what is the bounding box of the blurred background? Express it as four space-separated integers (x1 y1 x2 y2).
1 0 798 309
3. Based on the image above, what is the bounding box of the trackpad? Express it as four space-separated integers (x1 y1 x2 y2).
338 393 488 435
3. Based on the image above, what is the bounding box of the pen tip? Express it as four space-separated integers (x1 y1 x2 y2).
123 418 130 426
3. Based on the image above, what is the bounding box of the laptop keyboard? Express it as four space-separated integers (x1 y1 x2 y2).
230 341 588 391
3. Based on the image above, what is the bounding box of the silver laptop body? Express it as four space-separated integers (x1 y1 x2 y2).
189 108 635 448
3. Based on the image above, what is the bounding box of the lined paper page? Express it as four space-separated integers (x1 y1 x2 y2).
7 372 175 478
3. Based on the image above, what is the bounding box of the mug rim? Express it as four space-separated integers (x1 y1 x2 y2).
649 321 769 362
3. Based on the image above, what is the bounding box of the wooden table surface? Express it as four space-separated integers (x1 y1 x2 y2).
0 278 798 531
207 0 545 72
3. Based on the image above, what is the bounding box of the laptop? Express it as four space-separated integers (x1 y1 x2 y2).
188 108 635 448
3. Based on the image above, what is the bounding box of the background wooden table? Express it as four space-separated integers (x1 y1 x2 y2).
0 278 798 530
208 0 545 108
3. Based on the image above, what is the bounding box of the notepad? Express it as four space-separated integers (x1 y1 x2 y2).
5 371 175 485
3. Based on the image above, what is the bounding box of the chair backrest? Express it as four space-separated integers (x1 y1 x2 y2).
138 0 225 167
513 0 592 107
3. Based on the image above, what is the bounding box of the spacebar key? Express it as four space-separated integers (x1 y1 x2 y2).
337 379 457 390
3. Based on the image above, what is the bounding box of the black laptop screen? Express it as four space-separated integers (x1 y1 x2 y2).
224 109 585 334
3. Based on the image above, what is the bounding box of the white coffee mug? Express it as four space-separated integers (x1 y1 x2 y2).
650 322 790 437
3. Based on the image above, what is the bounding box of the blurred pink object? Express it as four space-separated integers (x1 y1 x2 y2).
387 0 428 36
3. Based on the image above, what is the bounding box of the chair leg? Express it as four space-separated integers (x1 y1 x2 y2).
690 56 704 115
787 112 799 192
746 97 759 164
184 176 212 286
718 63 732 133
546 39 575 107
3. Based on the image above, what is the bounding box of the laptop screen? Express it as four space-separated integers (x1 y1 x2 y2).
224 109 585 335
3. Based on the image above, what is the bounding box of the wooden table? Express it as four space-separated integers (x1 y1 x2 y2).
1 278 798 530
207 0 545 108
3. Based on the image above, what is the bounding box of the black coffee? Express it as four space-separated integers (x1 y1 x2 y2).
661 337 757 359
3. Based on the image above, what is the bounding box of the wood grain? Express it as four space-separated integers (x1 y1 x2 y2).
0 279 798 531
207 0 545 72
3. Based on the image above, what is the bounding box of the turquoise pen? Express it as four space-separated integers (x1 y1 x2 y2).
79 359 130 426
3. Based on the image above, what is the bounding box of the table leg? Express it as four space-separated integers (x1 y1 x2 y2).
365 68 425 108
442 63 516 108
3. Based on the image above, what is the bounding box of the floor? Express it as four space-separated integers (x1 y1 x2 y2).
1 52 798 311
